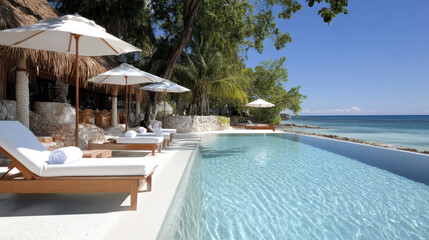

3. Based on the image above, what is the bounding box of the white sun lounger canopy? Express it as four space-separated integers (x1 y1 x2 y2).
88 63 166 85
246 99 275 108
140 80 191 93
0 14 141 56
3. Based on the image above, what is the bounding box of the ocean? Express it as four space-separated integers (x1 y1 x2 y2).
284 115 429 151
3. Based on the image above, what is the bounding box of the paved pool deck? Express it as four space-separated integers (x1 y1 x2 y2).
0 128 278 240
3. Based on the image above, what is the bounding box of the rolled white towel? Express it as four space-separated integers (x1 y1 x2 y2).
154 128 163 137
138 127 147 133
48 146 83 164
125 130 137 138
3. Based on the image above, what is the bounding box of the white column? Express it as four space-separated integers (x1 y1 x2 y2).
112 96 117 127
15 59 29 128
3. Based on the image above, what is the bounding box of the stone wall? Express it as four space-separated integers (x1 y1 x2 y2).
30 102 106 149
0 100 17 165
32 102 75 125
165 115 230 133
0 100 16 120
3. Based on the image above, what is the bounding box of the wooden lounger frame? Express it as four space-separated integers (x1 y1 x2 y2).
87 141 163 156
244 124 276 131
0 147 156 210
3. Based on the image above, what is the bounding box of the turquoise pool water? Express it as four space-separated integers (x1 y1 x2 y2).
163 134 429 239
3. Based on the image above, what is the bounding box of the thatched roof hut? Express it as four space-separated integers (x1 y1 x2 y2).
0 0 119 99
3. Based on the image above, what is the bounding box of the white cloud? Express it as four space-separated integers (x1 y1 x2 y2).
299 106 374 115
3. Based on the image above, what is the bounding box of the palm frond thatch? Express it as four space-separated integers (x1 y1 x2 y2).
0 0 118 86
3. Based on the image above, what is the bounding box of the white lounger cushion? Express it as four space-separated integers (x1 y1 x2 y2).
160 128 176 134
0 121 157 177
0 121 49 176
41 158 157 177
116 136 163 144
136 132 170 140
148 125 176 134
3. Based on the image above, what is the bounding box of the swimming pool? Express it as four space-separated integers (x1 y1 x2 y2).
159 133 429 239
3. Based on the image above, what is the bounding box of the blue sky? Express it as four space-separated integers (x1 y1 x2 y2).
245 0 429 115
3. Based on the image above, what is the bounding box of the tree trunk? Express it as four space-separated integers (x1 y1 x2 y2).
144 0 201 124
143 91 156 126
135 101 141 126
176 96 180 115
16 58 29 128
128 90 133 126
112 96 117 127
189 85 208 116
162 0 202 80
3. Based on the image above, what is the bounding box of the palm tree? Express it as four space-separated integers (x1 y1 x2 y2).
174 36 247 115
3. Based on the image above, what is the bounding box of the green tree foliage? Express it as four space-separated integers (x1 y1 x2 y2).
174 36 248 115
248 57 306 124
193 0 348 57
50 0 155 54
50 0 347 121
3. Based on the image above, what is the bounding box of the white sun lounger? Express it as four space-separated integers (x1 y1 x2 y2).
0 121 157 210
147 126 176 141
88 135 164 156
136 132 171 147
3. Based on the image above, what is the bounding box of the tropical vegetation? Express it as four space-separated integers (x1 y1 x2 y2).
50 0 349 123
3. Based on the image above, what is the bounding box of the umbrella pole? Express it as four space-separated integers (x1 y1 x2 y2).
73 34 82 147
259 104 261 124
125 76 128 133
163 89 166 127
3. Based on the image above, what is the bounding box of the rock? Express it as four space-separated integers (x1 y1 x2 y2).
34 124 107 149
397 147 419 153
32 102 75 125
165 115 230 133
0 100 16 120
30 103 107 149
156 101 173 118
280 113 291 120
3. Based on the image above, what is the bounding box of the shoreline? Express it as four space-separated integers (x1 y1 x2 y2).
277 123 429 155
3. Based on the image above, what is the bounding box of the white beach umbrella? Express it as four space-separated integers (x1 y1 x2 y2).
246 99 275 123
88 63 165 131
0 14 141 146
140 80 190 126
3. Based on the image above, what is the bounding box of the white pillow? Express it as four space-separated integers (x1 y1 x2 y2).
125 130 137 138
138 127 147 133
48 146 83 164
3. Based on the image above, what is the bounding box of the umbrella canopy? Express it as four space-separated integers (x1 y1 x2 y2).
246 99 275 108
246 99 275 124
88 63 166 85
140 80 191 93
0 14 141 146
88 63 165 132
0 14 139 56
140 80 190 126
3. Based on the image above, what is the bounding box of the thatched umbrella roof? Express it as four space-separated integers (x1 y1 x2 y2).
0 0 118 86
